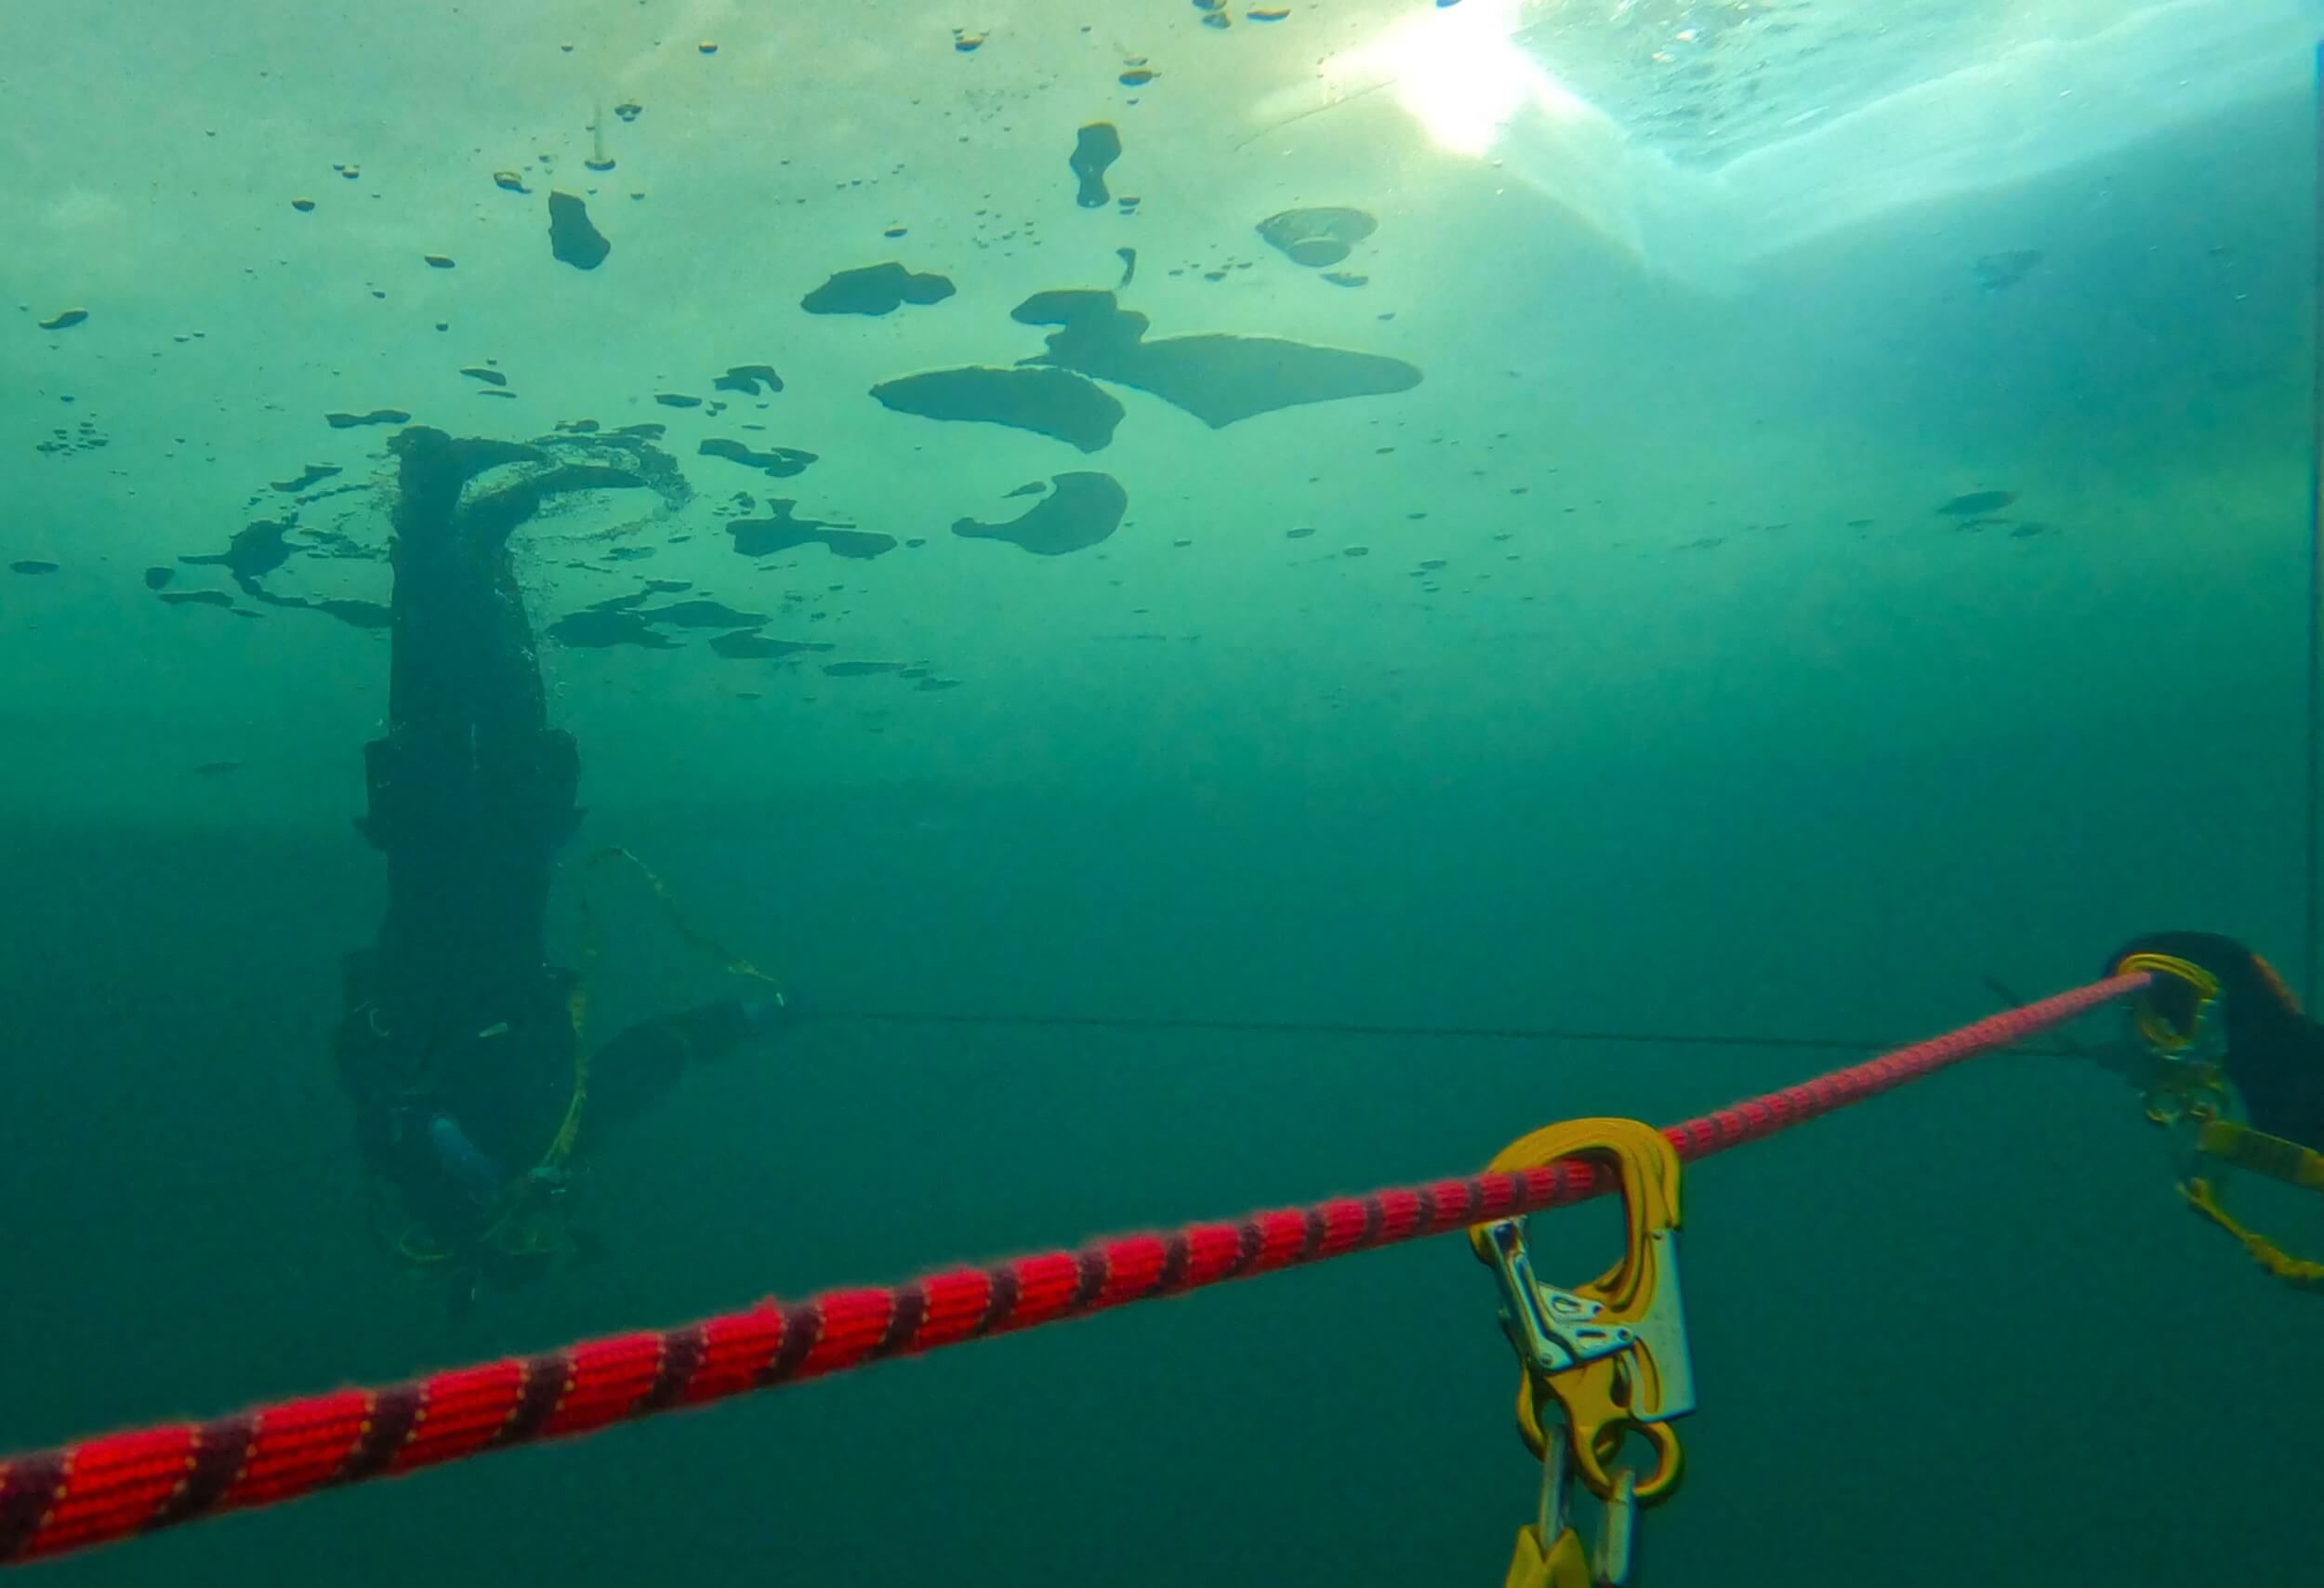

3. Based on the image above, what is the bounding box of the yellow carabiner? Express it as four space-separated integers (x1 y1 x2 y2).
2114 951 2221 1053
1470 1118 1695 1507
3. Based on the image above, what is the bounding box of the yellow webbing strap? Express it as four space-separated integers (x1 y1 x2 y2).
2178 1121 2324 1290
2196 1119 2324 1191
1504 1522 1592 1588
550 905 606 1172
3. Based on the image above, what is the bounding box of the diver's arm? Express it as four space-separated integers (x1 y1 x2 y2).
584 998 789 1129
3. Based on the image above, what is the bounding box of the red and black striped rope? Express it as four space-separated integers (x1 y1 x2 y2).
0 973 2143 1568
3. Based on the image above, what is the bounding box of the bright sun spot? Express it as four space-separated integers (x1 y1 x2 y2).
1332 0 1578 159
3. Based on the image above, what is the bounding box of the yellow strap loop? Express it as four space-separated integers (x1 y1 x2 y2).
482 845 785 1259
522 844 777 1197
524 843 780 1199
583 846 786 992
2177 1120 2324 1291
2180 1176 2324 1289
381 846 777 1269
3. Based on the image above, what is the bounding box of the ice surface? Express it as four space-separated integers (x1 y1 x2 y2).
1335 0 2324 284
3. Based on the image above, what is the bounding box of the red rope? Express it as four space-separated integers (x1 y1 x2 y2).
0 973 2143 1567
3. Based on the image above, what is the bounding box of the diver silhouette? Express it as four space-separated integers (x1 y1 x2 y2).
330 426 783 1311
